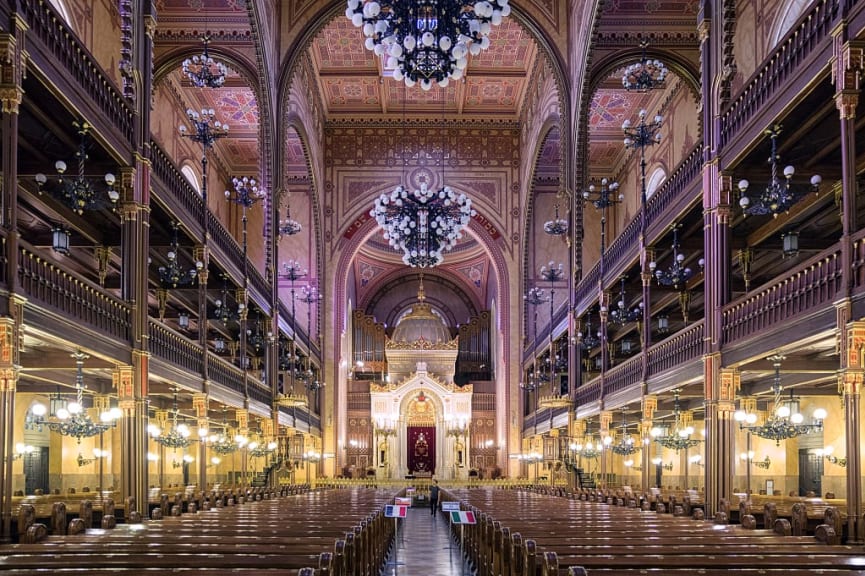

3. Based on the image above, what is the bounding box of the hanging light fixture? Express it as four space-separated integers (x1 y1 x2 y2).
610 409 641 456
148 389 193 449
651 390 701 452
35 121 119 215
570 436 602 460
178 312 190 330
301 286 325 392
278 191 303 236
621 39 668 92
182 34 228 89
738 125 822 218
213 274 242 325
609 277 642 325
207 410 239 455
346 0 511 90
277 260 309 408
577 311 602 350
51 225 71 255
246 314 267 357
543 204 568 236
370 183 475 268
734 354 826 446
157 221 203 288
649 225 704 290
782 231 799 258
30 351 122 443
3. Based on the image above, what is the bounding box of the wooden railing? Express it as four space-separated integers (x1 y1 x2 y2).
574 379 602 407
150 142 206 226
603 356 642 396
148 319 204 375
278 300 317 358
20 0 134 145
719 0 838 150
18 243 131 341
851 230 865 290
647 320 704 375
722 247 842 345
248 380 272 406
209 355 246 395
574 142 702 314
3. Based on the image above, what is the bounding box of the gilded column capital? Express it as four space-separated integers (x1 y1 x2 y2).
0 26 29 114
839 369 865 396
236 408 248 432
599 410 612 432
113 365 135 401
642 395 657 420
830 34 865 94
192 393 208 417
719 367 740 402
0 366 18 392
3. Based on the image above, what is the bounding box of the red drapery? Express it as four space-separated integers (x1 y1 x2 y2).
407 426 435 475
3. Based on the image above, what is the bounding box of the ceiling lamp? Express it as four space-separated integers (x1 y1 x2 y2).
278 205 303 237
51 225 71 255
570 437 601 460
213 275 242 325
158 221 203 289
32 351 121 443
35 121 119 215
738 125 821 218
621 39 668 92
182 35 227 89
649 225 703 290
610 410 640 456
148 390 192 449
346 0 510 90
370 183 475 268
543 204 568 236
651 390 700 452
734 354 826 446
577 311 601 350
609 277 642 325
248 439 278 459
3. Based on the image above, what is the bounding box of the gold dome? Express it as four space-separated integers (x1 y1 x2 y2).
391 274 452 345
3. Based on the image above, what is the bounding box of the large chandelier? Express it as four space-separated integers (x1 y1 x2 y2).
610 410 640 456
346 0 511 90
35 121 119 215
370 183 475 268
651 390 701 452
31 351 121 443
609 277 642 325
621 40 668 92
738 125 822 218
182 35 227 89
213 275 242 325
148 390 193 449
158 221 203 288
570 437 601 460
543 204 568 236
734 354 827 445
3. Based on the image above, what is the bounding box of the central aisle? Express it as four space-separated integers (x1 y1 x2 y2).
381 506 475 576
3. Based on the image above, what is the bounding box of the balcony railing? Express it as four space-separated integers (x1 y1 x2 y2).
647 320 704 376
604 356 642 396
722 247 842 345
574 379 602 408
150 143 206 228
148 319 204 376
20 0 134 147
209 355 246 395
18 242 131 342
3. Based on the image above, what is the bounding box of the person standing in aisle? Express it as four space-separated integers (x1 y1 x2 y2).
430 479 440 515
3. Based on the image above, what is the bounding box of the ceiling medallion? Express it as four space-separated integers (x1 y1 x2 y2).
370 183 475 268
346 0 511 90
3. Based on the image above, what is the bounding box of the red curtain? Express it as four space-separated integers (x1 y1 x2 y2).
407 426 436 475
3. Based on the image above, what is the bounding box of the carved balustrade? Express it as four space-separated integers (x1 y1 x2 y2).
17 243 131 341
604 356 642 396
647 320 704 376
150 143 206 233
148 319 204 375
208 354 246 395
574 379 602 407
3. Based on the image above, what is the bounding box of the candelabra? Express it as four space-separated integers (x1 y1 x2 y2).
277 260 310 408
522 285 548 393
182 34 227 88
651 457 673 471
738 125 822 218
35 121 119 215
543 204 568 236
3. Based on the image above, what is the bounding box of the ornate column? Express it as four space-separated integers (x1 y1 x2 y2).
193 394 208 489
236 408 248 488
640 395 656 492
704 359 737 517
0 311 22 542
599 410 612 486
839 322 865 542
114 364 145 514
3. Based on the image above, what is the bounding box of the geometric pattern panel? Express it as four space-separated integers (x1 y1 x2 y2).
464 78 523 109
216 89 260 126
323 78 383 109
602 0 699 15
313 17 378 70
471 20 534 70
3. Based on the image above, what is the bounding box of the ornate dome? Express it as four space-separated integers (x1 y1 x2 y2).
391 275 453 345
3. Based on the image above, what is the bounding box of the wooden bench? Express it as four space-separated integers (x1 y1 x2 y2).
443 488 857 576
0 486 394 576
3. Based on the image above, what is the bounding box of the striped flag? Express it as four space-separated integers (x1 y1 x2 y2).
449 511 476 524
385 505 408 518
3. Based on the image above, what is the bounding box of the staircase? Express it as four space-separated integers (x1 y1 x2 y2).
251 457 286 487
575 467 596 489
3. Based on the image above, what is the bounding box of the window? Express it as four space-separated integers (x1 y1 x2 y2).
181 164 201 195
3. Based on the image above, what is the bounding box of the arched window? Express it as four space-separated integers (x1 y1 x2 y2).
48 0 73 28
181 164 201 195
771 0 810 45
645 167 667 199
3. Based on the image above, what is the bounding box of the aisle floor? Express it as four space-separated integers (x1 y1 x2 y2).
381 507 476 576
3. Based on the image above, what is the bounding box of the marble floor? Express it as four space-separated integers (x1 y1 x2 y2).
381 507 476 576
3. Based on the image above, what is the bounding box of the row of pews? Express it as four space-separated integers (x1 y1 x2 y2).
1 485 398 575
445 487 865 576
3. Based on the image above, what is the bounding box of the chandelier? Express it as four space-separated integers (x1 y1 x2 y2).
247 315 268 357
543 204 568 236
371 183 474 267
209 432 239 455
35 121 119 215
651 390 701 452
570 437 601 460
33 351 121 443
621 39 668 92
213 275 242 324
248 437 278 458
278 191 303 236
346 0 511 89
610 410 640 456
649 225 703 290
609 277 642 325
148 390 193 450
734 354 827 445
577 312 601 350
182 35 227 89
179 108 229 154
738 125 822 218
158 221 202 288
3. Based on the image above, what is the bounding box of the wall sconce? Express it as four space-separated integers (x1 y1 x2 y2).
689 454 705 468
818 446 847 467
740 451 771 469
52 225 71 255
782 232 799 258
12 443 36 460
651 456 673 471
178 312 190 330
77 452 96 467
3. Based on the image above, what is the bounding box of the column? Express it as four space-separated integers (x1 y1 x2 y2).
114 365 146 515
236 408 248 488
0 315 21 542
599 410 612 486
839 321 865 542
640 395 656 492
193 394 208 489
704 358 737 517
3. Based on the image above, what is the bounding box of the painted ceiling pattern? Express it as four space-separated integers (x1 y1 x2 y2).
285 132 308 177
313 18 377 71
215 89 259 125
601 0 699 15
